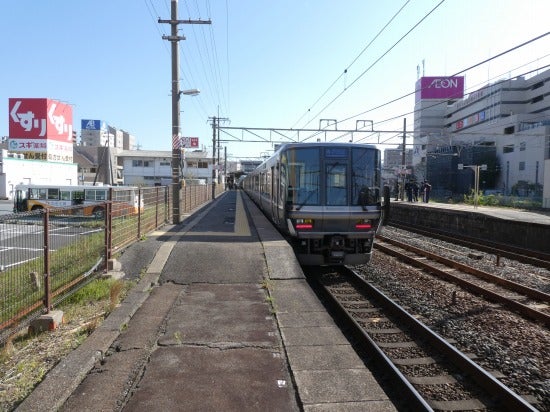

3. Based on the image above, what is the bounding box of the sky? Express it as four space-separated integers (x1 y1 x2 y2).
1 0 550 161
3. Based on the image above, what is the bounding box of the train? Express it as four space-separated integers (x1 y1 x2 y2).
241 142 390 265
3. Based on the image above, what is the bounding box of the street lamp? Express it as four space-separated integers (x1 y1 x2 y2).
180 88 200 97
458 163 487 208
172 88 200 224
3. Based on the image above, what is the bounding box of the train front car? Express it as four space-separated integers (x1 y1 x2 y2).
281 143 387 265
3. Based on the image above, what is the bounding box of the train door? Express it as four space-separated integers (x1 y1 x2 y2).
271 165 278 224
278 161 288 223
325 161 348 206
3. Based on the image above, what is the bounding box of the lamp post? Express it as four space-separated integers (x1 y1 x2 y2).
458 163 487 208
172 89 200 224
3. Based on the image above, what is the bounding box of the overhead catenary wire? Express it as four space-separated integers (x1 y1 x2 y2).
340 32 550 136
300 0 447 131
290 0 412 130
146 0 230 125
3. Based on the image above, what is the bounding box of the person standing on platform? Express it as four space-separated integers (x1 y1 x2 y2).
405 181 413 202
412 181 419 202
423 181 432 203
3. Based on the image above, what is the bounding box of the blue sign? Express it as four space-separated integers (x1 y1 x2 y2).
81 119 102 131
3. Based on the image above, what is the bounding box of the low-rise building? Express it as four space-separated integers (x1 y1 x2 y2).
119 149 215 186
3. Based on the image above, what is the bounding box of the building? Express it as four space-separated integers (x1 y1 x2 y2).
413 70 550 206
239 160 262 174
80 120 136 150
1 98 78 199
120 149 215 187
0 149 78 199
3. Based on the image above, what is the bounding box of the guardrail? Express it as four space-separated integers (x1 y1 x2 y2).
0 184 219 344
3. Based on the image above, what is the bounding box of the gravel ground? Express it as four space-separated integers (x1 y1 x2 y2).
357 226 550 410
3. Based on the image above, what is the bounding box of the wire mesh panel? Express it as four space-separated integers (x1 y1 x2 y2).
47 207 106 306
140 187 169 234
109 187 142 251
0 211 46 333
0 185 196 343
0 206 106 341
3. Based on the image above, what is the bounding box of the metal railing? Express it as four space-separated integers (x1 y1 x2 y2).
0 184 218 343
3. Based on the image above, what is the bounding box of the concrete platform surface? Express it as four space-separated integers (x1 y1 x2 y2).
16 190 396 412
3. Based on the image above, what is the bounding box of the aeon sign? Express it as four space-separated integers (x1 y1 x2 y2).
415 76 464 100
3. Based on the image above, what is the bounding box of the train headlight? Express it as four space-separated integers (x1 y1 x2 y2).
355 219 372 229
295 218 313 229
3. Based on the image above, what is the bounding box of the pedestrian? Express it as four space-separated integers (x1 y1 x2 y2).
405 181 413 202
394 181 399 201
423 181 431 203
412 181 419 202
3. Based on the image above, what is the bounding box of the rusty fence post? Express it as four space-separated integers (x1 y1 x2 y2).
137 188 142 239
105 201 112 272
155 187 159 228
43 209 51 313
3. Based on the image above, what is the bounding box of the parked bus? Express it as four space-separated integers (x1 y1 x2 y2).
13 184 142 218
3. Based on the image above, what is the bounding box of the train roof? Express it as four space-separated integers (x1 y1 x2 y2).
274 141 378 151
248 141 379 173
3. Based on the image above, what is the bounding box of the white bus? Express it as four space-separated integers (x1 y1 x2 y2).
13 184 142 218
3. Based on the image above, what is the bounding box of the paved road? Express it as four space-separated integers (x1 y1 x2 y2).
0 199 13 215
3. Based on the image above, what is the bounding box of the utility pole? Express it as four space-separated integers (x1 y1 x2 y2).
159 0 211 224
208 116 229 199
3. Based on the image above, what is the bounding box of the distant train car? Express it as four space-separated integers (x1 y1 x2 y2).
242 142 389 265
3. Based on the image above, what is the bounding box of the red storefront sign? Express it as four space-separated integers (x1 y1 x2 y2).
9 98 73 142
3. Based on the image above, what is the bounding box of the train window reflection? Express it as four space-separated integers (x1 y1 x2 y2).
352 148 380 205
326 163 347 206
286 148 320 205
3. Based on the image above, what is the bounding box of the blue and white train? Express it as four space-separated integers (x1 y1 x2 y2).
242 142 389 265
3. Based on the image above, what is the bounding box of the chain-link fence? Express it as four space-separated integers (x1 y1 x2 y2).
0 184 218 344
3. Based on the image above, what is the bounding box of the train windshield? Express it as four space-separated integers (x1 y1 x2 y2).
352 147 380 206
283 145 380 207
285 147 320 206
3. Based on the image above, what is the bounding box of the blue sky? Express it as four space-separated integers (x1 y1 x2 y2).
1 0 549 160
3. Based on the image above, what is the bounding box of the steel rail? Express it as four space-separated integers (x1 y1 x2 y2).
324 267 538 412
378 235 550 302
309 271 434 412
374 240 550 327
389 220 550 269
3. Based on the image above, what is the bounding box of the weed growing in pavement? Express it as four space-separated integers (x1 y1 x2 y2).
260 278 273 290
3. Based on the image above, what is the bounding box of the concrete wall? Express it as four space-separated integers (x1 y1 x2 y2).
389 202 550 254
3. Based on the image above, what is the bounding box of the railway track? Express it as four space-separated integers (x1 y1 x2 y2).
307 266 539 412
374 234 550 327
389 221 550 270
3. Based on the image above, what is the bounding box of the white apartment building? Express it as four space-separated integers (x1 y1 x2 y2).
120 149 216 187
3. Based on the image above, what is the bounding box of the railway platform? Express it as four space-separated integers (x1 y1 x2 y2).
392 198 550 225
390 200 550 254
16 190 396 411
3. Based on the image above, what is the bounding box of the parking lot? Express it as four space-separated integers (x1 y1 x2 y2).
0 199 13 215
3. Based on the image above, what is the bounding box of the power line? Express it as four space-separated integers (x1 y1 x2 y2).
290 0 412 129
342 32 550 130
300 0 446 130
